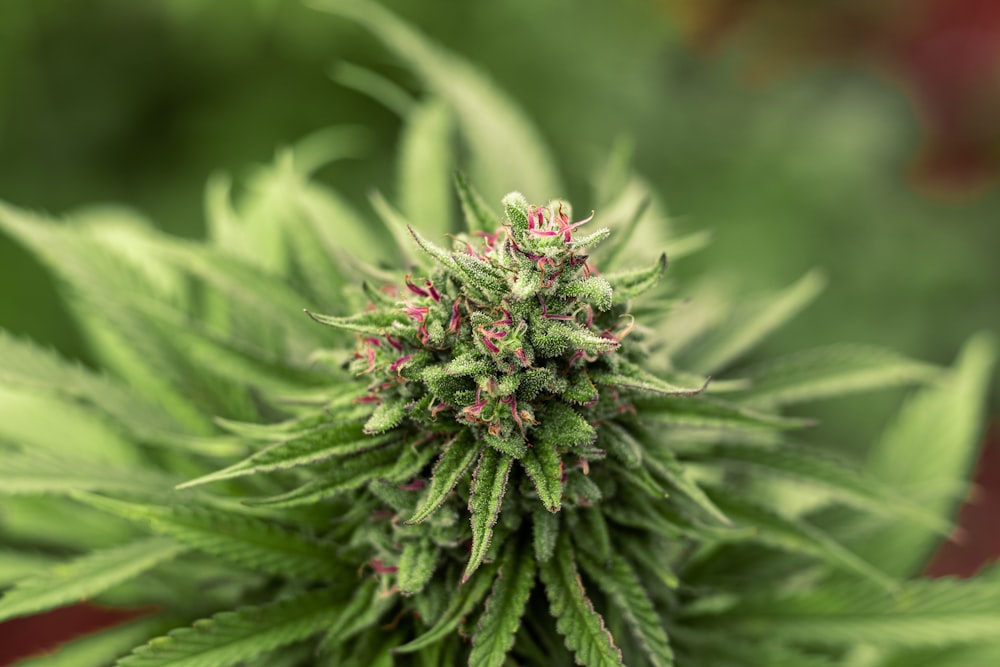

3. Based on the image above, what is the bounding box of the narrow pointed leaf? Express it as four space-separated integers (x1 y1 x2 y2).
591 360 707 397
393 561 500 654
521 440 563 512
539 533 624 667
117 588 340 667
74 494 340 580
0 537 185 623
464 447 514 582
469 544 537 667
408 436 481 524
577 551 674 667
455 172 500 234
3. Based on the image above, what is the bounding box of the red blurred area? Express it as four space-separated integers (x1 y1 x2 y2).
0 604 144 667
661 0 1000 194
926 422 1000 578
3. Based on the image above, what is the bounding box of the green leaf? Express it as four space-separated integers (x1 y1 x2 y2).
532 506 560 564
319 578 394 651
0 450 176 497
710 578 1000 647
604 254 667 305
74 495 341 580
0 549 56 586
861 332 996 577
577 551 674 667
399 97 455 237
14 616 171 667
558 276 613 311
464 447 514 582
534 401 597 452
683 270 827 374
469 544 537 667
636 394 809 432
177 423 394 488
732 343 940 407
408 435 481 524
455 172 500 235
364 400 406 434
304 309 407 335
521 439 563 512
707 488 895 590
245 445 404 508
398 539 439 596
591 360 707 397
0 537 185 623
539 533 624 667
315 0 563 202
117 588 340 667
691 443 951 535
0 329 190 437
393 560 500 654
644 446 730 526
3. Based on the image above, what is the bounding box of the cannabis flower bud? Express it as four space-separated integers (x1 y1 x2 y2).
305 191 697 583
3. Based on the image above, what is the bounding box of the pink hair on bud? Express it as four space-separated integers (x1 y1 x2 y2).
370 559 398 574
399 479 426 491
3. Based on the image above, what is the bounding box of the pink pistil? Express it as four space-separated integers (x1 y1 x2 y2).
449 299 463 334
405 275 430 298
370 559 398 574
539 295 573 321
399 479 426 491
389 354 414 374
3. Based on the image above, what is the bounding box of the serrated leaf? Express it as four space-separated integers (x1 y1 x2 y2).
733 343 941 407
315 1 563 203
709 578 1000 647
539 533 624 667
558 276 613 311
532 506 560 564
599 422 643 469
393 560 501 654
0 537 185 623
0 450 176 497
643 446 729 526
408 435 481 524
534 401 597 452
577 551 674 667
364 400 406 434
178 423 394 488
464 447 514 582
304 310 407 335
319 578 395 652
591 360 706 397
398 539 439 596
117 588 339 667
469 543 537 667
859 333 996 577
521 439 563 512
0 329 189 437
636 394 809 431
247 444 404 508
455 172 500 235
74 494 340 580
604 254 667 305
399 97 455 237
707 488 895 590
691 443 950 535
682 270 827 374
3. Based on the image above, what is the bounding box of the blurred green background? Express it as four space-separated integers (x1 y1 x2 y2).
1 0 997 450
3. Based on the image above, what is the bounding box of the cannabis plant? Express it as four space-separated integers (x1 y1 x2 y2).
2 3 999 667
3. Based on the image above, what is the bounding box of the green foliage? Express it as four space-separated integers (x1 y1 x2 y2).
0 3 996 667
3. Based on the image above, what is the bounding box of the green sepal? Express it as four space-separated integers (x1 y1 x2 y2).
397 538 439 596
364 399 406 434
521 440 563 512
558 276 613 311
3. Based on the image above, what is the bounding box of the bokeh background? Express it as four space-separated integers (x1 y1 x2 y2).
1 2 999 657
